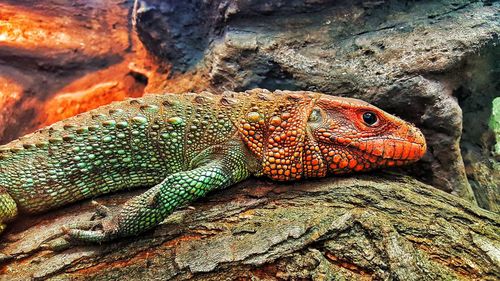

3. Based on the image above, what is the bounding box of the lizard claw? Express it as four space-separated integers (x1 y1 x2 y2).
41 206 115 249
90 200 111 220
65 218 118 243
37 226 75 252
63 220 102 231
37 218 105 251
61 204 118 244
61 225 70 234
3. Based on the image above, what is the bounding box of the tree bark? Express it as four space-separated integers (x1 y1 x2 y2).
0 174 498 280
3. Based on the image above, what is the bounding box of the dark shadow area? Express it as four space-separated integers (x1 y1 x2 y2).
456 43 500 211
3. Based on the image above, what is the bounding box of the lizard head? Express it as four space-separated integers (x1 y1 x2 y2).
234 90 425 181
303 95 427 176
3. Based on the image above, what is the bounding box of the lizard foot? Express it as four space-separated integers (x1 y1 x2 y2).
42 201 118 247
64 219 118 244
39 220 101 251
63 201 118 243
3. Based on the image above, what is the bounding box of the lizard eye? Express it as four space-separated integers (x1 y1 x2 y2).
308 108 323 123
362 111 378 126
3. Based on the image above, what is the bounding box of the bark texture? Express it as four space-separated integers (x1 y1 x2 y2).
0 175 498 280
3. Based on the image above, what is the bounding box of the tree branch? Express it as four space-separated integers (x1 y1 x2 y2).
1 174 498 280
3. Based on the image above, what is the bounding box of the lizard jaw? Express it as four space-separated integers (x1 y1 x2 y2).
318 126 426 174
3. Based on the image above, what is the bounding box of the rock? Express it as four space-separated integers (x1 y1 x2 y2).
0 0 162 145
460 95 500 212
459 46 500 211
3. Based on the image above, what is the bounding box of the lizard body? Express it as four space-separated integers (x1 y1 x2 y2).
0 89 426 242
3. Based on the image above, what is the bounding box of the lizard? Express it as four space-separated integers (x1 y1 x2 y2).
0 89 426 243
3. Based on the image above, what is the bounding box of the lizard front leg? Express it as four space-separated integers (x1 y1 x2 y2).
66 142 253 243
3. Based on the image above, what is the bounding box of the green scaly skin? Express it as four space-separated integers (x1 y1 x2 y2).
0 89 426 243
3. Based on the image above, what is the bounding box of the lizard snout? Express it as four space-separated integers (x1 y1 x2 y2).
357 124 426 162
404 125 426 161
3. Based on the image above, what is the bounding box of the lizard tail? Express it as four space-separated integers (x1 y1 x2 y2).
0 186 17 234
0 157 18 234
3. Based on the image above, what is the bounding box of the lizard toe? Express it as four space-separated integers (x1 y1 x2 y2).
66 228 117 244
40 237 72 252
65 216 119 243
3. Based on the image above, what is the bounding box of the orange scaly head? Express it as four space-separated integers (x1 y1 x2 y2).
305 95 427 176
230 90 426 181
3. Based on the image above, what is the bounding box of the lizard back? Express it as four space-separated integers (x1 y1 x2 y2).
0 92 241 213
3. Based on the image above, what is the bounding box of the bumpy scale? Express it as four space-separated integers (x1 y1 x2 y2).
0 89 426 242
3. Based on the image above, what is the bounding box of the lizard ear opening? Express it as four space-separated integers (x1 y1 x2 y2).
308 108 323 123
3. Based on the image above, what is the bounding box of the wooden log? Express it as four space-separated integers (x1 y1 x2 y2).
0 174 498 280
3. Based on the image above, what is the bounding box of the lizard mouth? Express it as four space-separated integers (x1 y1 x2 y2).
358 139 426 162
356 124 427 162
